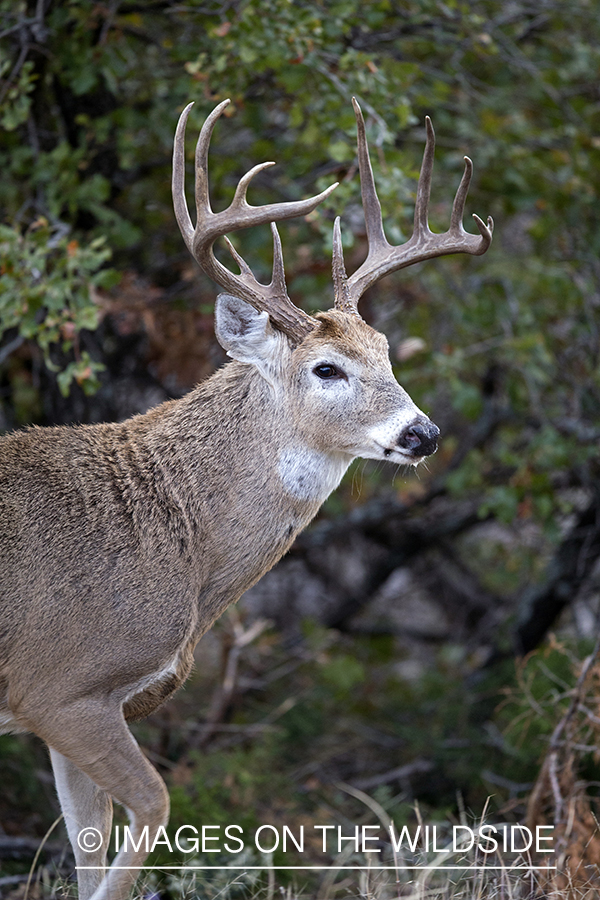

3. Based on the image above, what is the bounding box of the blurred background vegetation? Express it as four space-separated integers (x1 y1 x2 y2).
2 0 600 897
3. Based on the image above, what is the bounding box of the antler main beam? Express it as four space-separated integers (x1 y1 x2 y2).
333 99 493 313
173 99 338 344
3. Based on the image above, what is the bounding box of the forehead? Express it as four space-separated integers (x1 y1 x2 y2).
296 310 390 362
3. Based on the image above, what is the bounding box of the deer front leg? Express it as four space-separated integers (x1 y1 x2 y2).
24 700 169 900
49 749 113 900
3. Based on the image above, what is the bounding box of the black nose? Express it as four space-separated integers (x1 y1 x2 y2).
397 420 440 457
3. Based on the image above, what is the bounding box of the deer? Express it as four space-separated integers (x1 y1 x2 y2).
0 97 492 900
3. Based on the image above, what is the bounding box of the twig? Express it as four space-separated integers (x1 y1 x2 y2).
23 814 64 900
527 632 600 828
546 630 600 757
0 334 25 367
353 759 434 791
547 751 563 823
189 613 270 749
0 17 39 40
0 875 31 887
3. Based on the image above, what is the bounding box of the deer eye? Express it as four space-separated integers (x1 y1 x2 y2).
313 363 342 379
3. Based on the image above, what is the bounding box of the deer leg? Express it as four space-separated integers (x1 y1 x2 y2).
49 748 113 900
33 701 169 900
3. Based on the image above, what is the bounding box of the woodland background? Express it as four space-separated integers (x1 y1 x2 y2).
2 1 600 897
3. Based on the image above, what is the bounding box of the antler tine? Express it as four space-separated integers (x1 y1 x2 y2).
450 155 472 232
269 222 288 298
473 213 494 244
232 161 276 208
222 224 286 300
336 101 493 309
451 157 494 250
414 116 435 236
353 98 388 251
173 100 339 344
222 235 254 278
194 98 231 215
172 101 196 255
333 100 389 314
332 216 355 314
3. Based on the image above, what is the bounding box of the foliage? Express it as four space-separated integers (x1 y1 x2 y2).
0 218 115 393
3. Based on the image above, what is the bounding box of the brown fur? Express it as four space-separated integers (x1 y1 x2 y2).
0 306 432 900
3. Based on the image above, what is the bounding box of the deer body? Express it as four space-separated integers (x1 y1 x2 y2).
0 99 491 900
1 304 427 726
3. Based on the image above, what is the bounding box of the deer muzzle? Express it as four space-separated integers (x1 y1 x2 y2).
397 418 440 458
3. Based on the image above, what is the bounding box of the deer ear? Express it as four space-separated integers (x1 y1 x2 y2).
215 293 280 368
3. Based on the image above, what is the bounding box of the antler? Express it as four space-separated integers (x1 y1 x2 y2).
173 99 338 344
333 99 493 314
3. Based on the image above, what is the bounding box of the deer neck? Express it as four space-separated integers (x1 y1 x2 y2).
129 361 351 607
164 360 352 517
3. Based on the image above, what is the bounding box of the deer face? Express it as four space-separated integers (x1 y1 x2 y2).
291 310 439 465
216 295 439 467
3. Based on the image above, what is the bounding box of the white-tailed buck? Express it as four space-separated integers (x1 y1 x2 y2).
0 98 492 900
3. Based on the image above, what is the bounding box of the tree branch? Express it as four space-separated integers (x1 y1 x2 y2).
514 489 600 655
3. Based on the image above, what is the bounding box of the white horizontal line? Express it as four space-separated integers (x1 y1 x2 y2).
76 865 558 871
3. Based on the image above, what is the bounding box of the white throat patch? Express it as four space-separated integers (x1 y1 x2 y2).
278 447 350 502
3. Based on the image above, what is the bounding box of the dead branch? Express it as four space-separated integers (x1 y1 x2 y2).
515 489 600 655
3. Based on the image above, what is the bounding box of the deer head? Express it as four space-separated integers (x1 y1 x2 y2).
172 98 492 468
